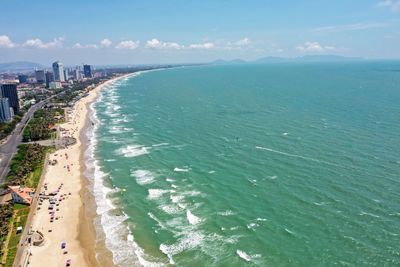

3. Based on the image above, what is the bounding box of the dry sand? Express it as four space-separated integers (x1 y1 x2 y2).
24 75 131 267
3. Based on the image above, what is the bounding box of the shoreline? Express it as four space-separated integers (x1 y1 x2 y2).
18 73 134 267
78 74 134 267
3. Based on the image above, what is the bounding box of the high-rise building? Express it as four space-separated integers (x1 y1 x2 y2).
64 68 69 81
83 64 92 78
0 84 19 114
35 70 46 83
73 66 81 80
18 75 28 84
52 61 65 82
45 71 53 88
0 98 12 122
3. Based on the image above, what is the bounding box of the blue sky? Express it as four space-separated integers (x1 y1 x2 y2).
0 0 399 65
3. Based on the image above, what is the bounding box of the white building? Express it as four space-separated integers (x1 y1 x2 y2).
8 186 35 205
52 61 65 82
49 81 62 89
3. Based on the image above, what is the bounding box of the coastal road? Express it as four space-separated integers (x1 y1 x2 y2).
0 94 59 184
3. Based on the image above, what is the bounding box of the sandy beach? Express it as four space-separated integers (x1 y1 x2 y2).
18 75 130 267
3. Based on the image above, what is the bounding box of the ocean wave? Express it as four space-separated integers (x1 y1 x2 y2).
117 145 150 157
236 250 261 262
152 142 169 147
186 210 202 225
255 145 339 167
174 167 191 172
85 73 169 266
86 96 162 266
131 170 156 185
170 195 184 203
160 232 205 264
247 222 260 230
159 204 182 214
217 210 236 216
181 190 202 197
237 250 250 262
148 189 171 200
147 212 167 230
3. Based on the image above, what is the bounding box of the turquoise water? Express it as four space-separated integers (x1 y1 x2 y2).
90 62 400 266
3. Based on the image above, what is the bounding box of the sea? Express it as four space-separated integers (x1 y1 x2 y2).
84 61 400 266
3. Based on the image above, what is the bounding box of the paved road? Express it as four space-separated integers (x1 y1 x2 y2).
0 94 60 184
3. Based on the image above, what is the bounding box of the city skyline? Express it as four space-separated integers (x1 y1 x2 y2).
0 0 400 65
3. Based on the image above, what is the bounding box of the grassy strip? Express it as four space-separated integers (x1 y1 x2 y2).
0 144 51 266
0 113 23 141
0 204 13 264
22 107 64 142
4 205 30 267
4 144 48 187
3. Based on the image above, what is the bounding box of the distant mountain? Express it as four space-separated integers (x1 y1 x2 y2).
296 55 363 62
211 59 247 65
255 56 291 63
211 55 363 65
0 61 46 72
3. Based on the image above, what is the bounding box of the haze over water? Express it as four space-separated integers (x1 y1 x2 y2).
89 62 400 266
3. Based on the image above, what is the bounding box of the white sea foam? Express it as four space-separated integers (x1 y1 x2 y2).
131 170 156 185
109 126 124 134
152 142 169 147
181 190 202 197
159 232 205 263
236 250 252 262
160 204 181 214
117 145 150 157
178 203 187 209
217 210 236 216
186 210 202 225
147 212 167 229
360 211 380 218
86 84 163 266
285 228 295 234
165 178 176 183
170 195 184 203
148 189 170 200
256 146 339 166
247 222 260 230
174 167 190 172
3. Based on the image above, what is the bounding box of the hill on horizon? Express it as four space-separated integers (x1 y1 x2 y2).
0 61 46 73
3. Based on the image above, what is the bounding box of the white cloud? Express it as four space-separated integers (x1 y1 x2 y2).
0 35 16 48
145 38 183 50
233 37 250 46
23 37 64 49
72 43 99 49
378 0 400 12
313 22 389 32
296 42 337 52
189 42 215 49
100 38 112 48
224 37 251 50
115 40 140 50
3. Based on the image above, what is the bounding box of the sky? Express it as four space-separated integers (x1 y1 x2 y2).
0 0 399 65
